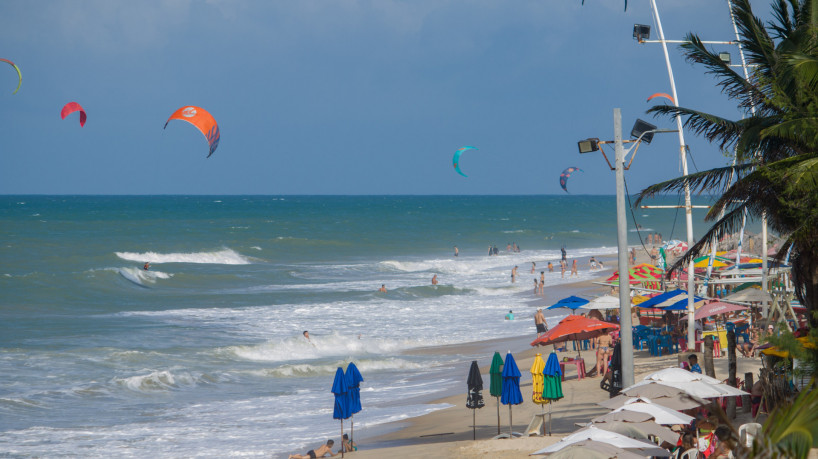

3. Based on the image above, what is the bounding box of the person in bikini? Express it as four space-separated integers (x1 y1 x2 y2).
595 332 613 376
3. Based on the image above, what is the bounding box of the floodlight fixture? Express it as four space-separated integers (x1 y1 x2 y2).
719 52 731 65
631 119 658 144
577 138 600 154
633 24 651 42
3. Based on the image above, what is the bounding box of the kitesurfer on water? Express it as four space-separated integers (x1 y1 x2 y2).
143 262 150 271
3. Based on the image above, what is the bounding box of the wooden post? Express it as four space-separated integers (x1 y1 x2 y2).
726 330 737 419
704 335 716 378
742 372 753 413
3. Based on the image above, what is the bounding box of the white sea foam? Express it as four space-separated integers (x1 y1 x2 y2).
112 369 211 393
115 248 252 265
227 333 412 363
116 267 172 286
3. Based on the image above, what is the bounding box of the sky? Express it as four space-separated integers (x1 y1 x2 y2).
0 0 770 195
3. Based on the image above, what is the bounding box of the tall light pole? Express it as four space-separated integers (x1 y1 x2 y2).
578 109 675 389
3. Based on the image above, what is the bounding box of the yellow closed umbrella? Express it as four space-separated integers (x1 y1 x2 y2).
530 353 548 435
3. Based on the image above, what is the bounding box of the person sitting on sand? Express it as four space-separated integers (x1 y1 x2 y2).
340 434 357 453
289 439 338 459
378 284 387 293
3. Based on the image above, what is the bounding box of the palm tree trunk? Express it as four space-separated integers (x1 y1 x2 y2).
792 246 818 328
727 330 737 419
704 335 716 378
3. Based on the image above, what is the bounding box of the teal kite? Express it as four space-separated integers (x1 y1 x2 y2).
453 146 478 177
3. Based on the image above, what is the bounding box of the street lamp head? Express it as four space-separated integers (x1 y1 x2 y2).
577 138 600 154
631 119 658 144
633 24 651 42
719 52 731 65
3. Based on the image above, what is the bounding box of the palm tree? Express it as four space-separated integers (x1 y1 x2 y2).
635 0 818 325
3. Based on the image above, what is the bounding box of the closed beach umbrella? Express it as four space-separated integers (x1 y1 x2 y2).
545 440 646 459
344 362 363 446
500 352 523 437
530 354 546 435
600 393 703 411
531 425 670 456
542 352 564 435
489 351 503 435
331 367 351 458
466 360 484 440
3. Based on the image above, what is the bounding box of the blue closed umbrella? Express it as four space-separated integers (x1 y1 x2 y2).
546 295 590 310
345 362 364 448
332 367 351 457
500 352 523 437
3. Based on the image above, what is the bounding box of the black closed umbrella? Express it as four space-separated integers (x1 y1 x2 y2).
466 360 485 440
608 342 623 397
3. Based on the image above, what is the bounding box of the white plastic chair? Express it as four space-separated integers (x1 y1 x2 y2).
739 422 763 447
679 448 699 459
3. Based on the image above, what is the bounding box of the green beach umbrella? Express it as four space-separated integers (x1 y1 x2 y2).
489 351 504 435
542 352 564 435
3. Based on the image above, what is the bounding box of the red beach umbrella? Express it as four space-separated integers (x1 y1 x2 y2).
694 301 748 320
531 315 620 348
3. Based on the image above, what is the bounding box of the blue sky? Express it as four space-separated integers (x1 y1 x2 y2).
0 0 765 195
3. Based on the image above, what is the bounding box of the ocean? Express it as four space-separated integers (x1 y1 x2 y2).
0 195 712 457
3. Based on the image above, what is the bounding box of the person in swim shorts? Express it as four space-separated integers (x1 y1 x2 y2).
534 309 547 336
288 439 337 459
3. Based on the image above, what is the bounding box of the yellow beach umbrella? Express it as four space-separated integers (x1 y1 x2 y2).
531 353 547 405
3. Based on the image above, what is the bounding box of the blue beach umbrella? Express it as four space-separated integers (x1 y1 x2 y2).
345 362 363 445
546 295 590 310
501 352 523 437
332 367 351 457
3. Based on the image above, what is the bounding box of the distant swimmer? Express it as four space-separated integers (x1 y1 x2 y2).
143 262 150 271
431 274 438 285
454 246 459 257
531 262 536 273
303 330 311 341
379 284 387 293
505 310 514 320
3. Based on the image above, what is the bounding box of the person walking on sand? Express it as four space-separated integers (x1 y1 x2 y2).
511 266 518 283
595 332 613 376
630 247 637 265
288 439 338 459
571 259 578 277
431 274 438 285
534 309 547 337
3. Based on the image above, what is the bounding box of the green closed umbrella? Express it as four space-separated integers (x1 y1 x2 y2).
489 351 504 435
542 352 564 435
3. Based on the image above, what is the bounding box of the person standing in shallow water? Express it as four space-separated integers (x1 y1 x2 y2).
511 266 518 283
431 274 438 285
571 259 578 277
454 246 458 257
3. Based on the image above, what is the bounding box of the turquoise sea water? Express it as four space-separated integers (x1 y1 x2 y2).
0 195 712 457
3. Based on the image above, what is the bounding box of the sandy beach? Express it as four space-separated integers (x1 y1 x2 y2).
299 250 766 459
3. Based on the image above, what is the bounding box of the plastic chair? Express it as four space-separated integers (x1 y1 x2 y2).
679 448 698 459
739 422 762 447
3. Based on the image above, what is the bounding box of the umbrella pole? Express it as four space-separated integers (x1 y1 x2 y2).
508 405 513 438
496 397 500 435
351 414 354 445
341 421 345 459
473 408 476 440
548 402 552 436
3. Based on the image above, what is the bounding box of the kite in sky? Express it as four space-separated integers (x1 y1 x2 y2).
453 146 477 177
559 167 583 192
61 102 87 127
0 59 21 94
646 92 675 105
164 106 220 158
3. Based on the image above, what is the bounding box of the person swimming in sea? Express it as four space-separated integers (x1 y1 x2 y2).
143 262 150 271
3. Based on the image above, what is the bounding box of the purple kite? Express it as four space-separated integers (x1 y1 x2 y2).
559 167 583 192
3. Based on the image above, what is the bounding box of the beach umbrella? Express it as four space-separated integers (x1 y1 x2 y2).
580 295 619 310
546 295 590 310
546 440 646 459
635 289 705 310
530 354 547 435
489 351 503 435
541 352 563 435
500 352 523 438
589 414 679 441
344 362 363 445
331 367 351 458
723 288 773 304
608 398 694 425
623 368 748 398
694 301 748 320
530 315 619 357
466 360 484 440
531 425 671 456
600 392 703 411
